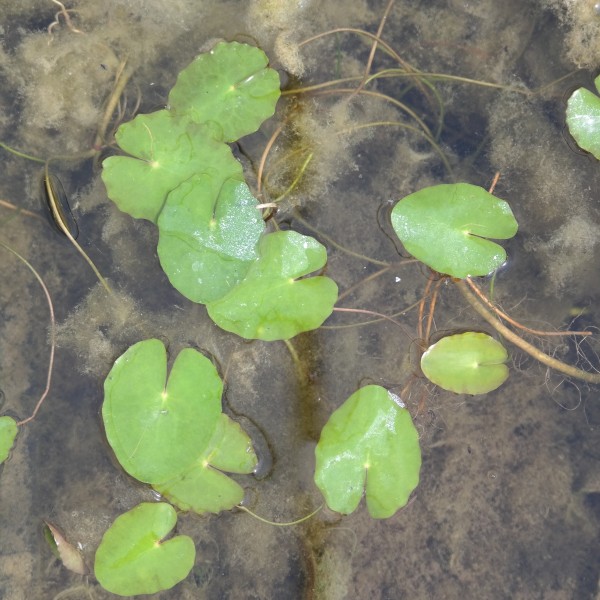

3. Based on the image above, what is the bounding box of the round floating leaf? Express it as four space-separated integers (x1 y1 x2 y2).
421 331 509 394
102 110 242 222
169 41 281 142
207 230 338 341
153 413 258 514
391 183 518 278
0 416 18 464
566 75 600 159
315 385 421 519
102 339 222 483
95 502 195 596
157 176 265 304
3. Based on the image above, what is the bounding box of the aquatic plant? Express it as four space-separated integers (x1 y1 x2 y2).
103 339 257 512
101 41 338 341
566 73 600 159
314 385 421 518
95 502 195 596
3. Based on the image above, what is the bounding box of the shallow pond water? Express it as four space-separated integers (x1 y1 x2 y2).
0 1 599 598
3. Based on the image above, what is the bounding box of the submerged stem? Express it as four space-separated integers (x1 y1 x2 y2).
456 279 600 384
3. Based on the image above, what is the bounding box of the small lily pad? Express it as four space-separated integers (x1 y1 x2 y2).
94 502 195 596
314 385 421 519
0 416 18 464
102 110 242 222
153 413 258 514
420 331 509 394
391 183 518 278
566 75 600 159
102 339 222 483
157 175 265 303
207 230 338 340
169 41 281 142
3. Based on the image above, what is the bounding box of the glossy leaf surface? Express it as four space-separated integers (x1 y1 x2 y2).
0 416 17 464
102 111 242 222
157 176 265 303
566 75 600 160
314 385 421 519
95 502 195 596
391 183 518 278
102 339 222 483
207 231 338 341
169 41 281 142
420 331 509 394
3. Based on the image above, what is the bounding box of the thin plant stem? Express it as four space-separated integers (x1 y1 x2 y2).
292 209 391 266
354 0 396 96
237 504 323 527
333 306 414 340
465 277 592 337
0 242 56 426
456 279 600 384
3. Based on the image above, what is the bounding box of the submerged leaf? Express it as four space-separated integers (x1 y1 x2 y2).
0 416 18 464
391 183 518 278
420 331 509 394
315 385 421 519
157 175 265 303
102 339 222 483
566 75 600 160
169 41 281 142
43 521 86 575
95 502 195 596
207 230 338 340
102 110 242 222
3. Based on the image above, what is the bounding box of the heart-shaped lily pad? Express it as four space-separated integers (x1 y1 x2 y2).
102 110 242 222
206 230 338 340
420 331 509 394
391 183 518 278
0 416 18 464
153 413 258 514
314 385 421 519
169 41 281 142
94 502 195 596
566 74 600 159
102 339 222 483
157 175 265 303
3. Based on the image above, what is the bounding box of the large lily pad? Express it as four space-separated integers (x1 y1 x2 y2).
102 339 222 483
94 502 195 596
157 175 265 304
314 385 421 519
154 413 257 514
391 183 518 278
420 331 509 394
206 230 338 341
169 41 281 142
102 110 242 222
566 74 600 160
0 416 18 464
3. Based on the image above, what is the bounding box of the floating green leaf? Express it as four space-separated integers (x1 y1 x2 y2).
95 502 195 596
157 176 265 303
154 414 257 514
169 41 281 142
314 385 421 519
391 183 518 278
102 110 242 222
0 416 17 464
102 339 222 483
566 75 600 160
420 331 509 394
207 230 338 341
